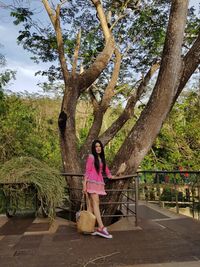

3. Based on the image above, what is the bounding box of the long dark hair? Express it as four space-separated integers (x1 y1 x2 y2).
91 140 106 174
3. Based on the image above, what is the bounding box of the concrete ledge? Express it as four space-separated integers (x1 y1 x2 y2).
108 217 141 231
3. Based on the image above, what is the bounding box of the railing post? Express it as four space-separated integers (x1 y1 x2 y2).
156 172 161 206
135 175 139 227
127 187 129 216
174 173 179 214
192 183 195 219
137 171 141 201
119 190 122 211
69 176 72 221
144 172 148 201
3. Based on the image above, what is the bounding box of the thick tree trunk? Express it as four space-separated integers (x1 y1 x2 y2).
59 78 80 172
103 0 189 225
112 0 189 174
58 75 83 213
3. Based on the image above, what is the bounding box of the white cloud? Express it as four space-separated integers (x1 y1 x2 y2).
0 21 49 94
0 25 6 31
8 59 40 77
0 10 44 93
4 59 49 93
18 66 37 78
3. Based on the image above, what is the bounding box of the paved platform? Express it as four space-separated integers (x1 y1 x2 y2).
0 202 200 267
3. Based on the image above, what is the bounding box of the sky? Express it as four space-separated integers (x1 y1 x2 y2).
0 0 199 95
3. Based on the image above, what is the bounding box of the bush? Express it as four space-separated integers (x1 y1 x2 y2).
160 187 176 201
0 156 66 220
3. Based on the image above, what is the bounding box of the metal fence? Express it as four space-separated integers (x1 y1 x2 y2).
138 170 200 220
62 173 139 226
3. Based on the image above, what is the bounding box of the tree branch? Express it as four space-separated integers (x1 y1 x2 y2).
72 29 82 76
79 37 115 91
100 62 159 145
42 0 56 25
42 0 69 82
110 13 127 31
78 1 116 92
173 29 200 103
89 86 99 109
101 48 121 109
91 0 111 41
80 48 121 156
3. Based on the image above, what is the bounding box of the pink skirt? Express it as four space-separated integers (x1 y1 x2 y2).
86 180 106 195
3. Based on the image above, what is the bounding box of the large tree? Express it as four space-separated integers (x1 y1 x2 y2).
3 0 200 222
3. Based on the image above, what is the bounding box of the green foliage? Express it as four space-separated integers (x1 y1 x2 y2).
142 91 200 170
11 8 33 25
0 156 66 219
75 90 200 171
0 94 36 162
0 69 16 90
0 90 6 114
1 88 199 172
0 189 6 214
78 116 94 146
160 187 176 201
0 94 62 168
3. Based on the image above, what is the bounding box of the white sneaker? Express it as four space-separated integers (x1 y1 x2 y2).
91 231 97 236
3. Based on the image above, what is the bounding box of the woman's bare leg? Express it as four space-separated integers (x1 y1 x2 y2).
86 193 93 213
90 193 104 229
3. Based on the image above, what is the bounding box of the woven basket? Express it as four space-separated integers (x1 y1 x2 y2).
77 210 96 233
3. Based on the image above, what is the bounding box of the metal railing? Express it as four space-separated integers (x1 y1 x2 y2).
138 170 200 219
61 173 139 226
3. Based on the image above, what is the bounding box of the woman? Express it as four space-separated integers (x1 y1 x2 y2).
83 139 113 239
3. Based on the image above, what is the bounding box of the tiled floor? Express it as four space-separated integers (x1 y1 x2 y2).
0 204 200 267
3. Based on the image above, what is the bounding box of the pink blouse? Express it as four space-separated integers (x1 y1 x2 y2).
84 154 111 195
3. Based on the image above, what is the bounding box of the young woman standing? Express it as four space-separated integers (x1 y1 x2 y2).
83 140 113 239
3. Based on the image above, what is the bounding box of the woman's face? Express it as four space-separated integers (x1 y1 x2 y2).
95 142 102 154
